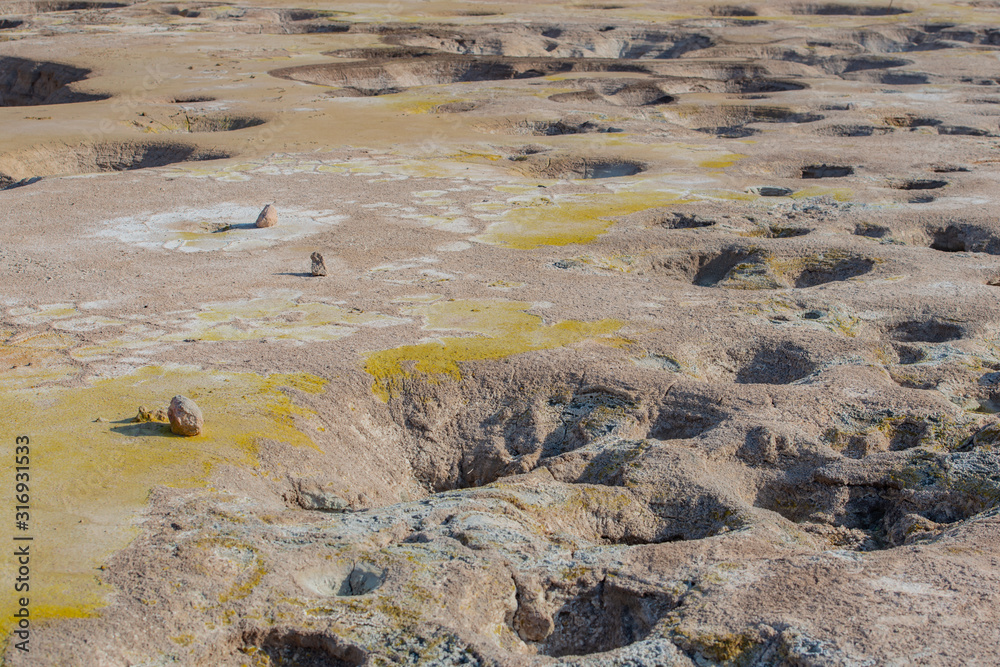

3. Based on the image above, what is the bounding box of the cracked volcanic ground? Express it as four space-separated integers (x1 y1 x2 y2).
2 0 1000 665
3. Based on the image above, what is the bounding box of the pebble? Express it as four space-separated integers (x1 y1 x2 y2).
311 252 327 277
255 203 278 228
168 395 203 436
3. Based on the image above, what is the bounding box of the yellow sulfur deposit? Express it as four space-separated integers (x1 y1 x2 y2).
0 365 324 636
475 190 692 249
364 300 623 400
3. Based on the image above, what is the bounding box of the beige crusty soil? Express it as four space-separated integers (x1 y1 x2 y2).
2 0 1000 665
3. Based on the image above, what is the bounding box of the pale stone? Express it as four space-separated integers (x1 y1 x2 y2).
168 395 203 436
255 203 278 228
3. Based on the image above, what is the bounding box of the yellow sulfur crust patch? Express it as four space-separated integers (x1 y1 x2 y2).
698 153 747 169
0 365 324 637
474 190 693 249
364 300 623 400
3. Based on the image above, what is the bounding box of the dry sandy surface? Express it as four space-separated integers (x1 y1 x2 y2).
2 0 1000 665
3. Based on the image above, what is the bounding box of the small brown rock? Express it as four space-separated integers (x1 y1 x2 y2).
310 252 327 277
168 395 203 436
134 406 153 423
255 203 278 228
134 406 168 423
